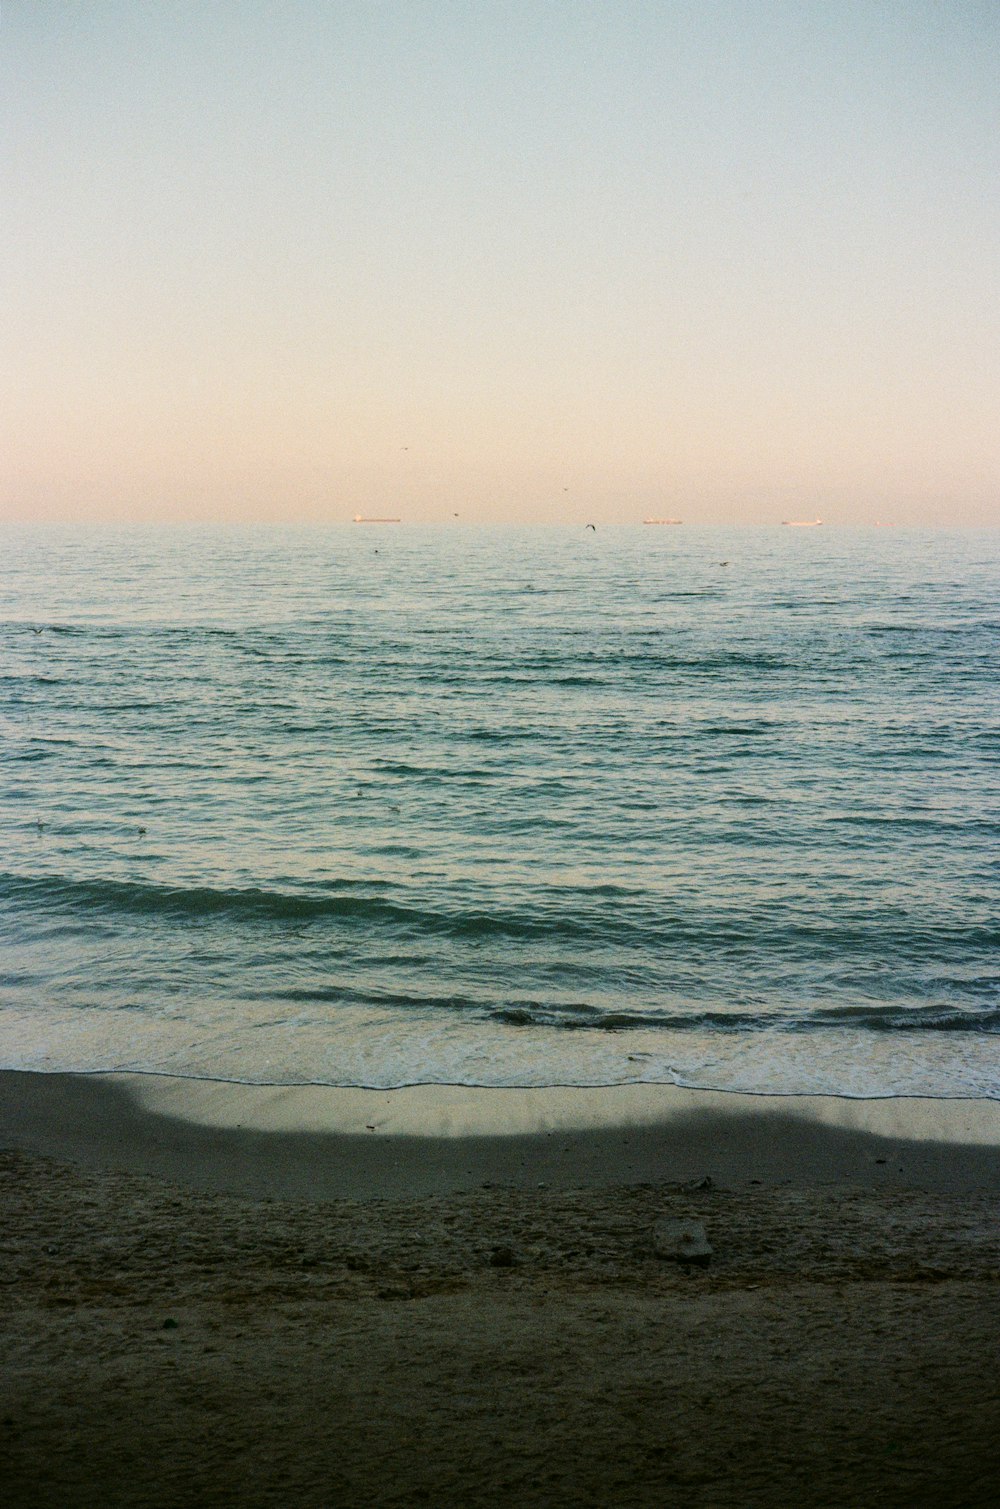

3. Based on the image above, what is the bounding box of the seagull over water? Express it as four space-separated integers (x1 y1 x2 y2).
586 523 596 531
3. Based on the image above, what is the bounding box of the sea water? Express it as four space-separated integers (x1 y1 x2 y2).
1 524 997 1098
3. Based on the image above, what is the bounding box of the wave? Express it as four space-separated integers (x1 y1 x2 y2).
490 1002 1000 1034
3 872 998 959
0 871 613 941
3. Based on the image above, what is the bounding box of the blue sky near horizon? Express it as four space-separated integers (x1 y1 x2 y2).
2 1 998 527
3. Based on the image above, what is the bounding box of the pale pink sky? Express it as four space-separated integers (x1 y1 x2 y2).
3 2 998 527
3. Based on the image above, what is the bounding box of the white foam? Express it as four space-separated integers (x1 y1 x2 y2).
2 998 999 1101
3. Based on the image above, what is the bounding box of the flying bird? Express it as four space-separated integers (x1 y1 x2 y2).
586 523 596 531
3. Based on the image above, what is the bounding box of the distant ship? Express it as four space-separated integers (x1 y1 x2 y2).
353 515 401 523
781 518 823 527
643 517 683 525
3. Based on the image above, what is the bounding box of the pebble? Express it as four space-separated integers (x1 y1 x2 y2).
652 1218 713 1267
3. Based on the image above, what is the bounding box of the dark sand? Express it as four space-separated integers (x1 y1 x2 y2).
3 1071 1000 1507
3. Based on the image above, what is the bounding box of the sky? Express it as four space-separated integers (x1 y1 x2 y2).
2 0 998 527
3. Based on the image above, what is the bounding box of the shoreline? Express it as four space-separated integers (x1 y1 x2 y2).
4 1068 1000 1200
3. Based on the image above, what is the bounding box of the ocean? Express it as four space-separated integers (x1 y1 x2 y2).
1 524 997 1099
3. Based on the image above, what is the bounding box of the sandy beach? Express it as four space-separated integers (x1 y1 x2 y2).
3 1072 1000 1507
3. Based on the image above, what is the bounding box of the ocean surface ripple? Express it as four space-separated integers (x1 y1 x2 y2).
2 524 998 1098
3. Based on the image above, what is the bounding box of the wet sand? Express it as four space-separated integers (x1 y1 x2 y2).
3 1071 1000 1506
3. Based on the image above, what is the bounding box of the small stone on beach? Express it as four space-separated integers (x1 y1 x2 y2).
652 1218 713 1267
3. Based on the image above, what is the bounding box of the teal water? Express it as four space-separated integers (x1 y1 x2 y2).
1 525 998 1096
